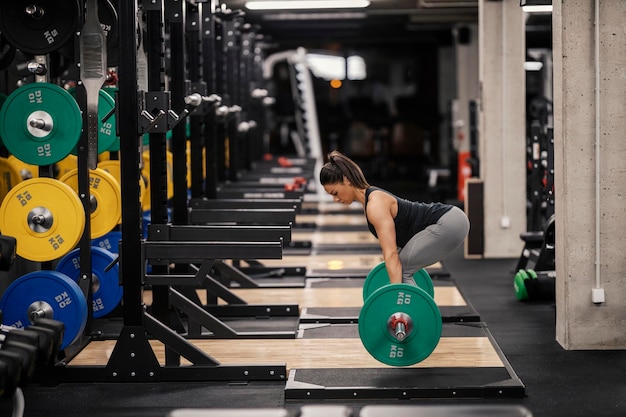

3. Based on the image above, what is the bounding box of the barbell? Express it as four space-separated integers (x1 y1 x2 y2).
359 264 441 367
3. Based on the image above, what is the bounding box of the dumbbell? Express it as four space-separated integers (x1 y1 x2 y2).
29 318 64 362
27 324 60 365
0 234 17 271
514 269 555 302
284 176 307 192
0 319 64 392
358 265 442 367
0 324 54 367
0 349 23 398
0 335 37 384
0 309 20 398
277 156 293 167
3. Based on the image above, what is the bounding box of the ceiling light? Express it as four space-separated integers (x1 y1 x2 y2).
522 5 553 13
305 53 367 81
261 12 367 20
524 61 544 71
245 0 371 11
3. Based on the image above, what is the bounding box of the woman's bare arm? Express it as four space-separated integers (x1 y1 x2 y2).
366 192 402 284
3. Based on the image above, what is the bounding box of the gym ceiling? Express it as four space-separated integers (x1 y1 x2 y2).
220 0 551 53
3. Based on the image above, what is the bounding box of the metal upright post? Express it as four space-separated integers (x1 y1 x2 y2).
187 3 206 200
215 16 228 183
144 0 175 365
116 0 143 327
223 14 241 182
103 0 162 381
167 0 188 226
202 1 219 198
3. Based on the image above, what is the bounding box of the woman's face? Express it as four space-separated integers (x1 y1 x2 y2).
323 179 354 204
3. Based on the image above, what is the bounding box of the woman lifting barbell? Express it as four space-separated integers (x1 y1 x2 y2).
320 150 470 286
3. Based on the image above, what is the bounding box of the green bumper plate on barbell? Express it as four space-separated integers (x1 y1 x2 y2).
358 283 442 367
363 262 434 302
0 270 88 350
67 87 117 154
0 83 82 166
56 246 122 319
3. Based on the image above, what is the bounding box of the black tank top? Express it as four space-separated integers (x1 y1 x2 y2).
364 186 453 248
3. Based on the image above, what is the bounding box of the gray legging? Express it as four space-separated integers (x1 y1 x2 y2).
398 206 470 285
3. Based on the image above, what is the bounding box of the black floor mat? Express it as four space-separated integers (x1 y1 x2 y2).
286 323 524 400
285 367 523 400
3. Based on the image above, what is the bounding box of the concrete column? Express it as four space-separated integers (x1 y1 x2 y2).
553 0 626 349
478 0 527 258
